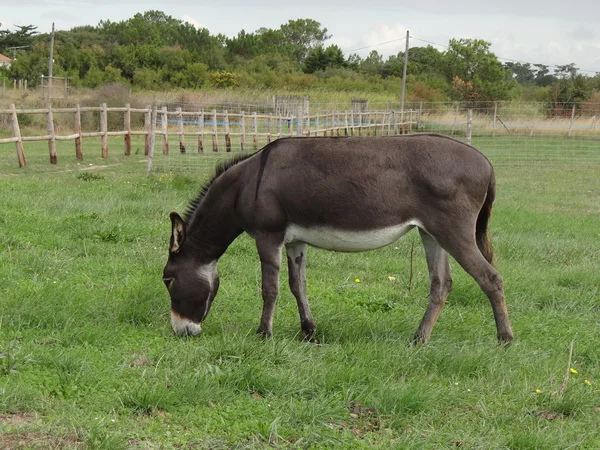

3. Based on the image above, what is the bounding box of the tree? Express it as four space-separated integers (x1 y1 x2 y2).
504 62 535 84
443 38 516 101
303 45 346 73
226 30 261 59
406 45 445 76
549 73 592 112
7 41 47 86
0 24 38 54
279 19 330 65
360 50 383 76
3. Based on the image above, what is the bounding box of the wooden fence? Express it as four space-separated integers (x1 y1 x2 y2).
0 103 419 168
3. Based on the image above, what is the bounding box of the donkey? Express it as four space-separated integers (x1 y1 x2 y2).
163 134 514 344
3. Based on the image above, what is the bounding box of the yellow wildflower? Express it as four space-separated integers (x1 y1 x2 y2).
585 379 592 386
570 368 578 374
354 278 360 283
387 276 396 281
535 389 542 394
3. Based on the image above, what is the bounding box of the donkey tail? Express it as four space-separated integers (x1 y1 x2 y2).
476 172 496 265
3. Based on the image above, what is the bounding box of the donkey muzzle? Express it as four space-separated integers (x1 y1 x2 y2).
170 311 202 336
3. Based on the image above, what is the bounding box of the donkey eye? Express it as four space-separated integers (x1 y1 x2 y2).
163 277 174 289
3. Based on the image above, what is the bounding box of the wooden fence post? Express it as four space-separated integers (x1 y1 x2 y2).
530 107 537 137
161 106 169 155
358 111 363 136
46 103 57 164
240 111 246 152
252 112 258 150
267 113 272 144
211 109 218 152
10 104 26 167
492 102 498 137
124 103 131 156
144 106 151 156
100 103 108 158
296 107 303 137
568 106 576 137
277 114 282 140
224 110 231 152
177 107 186 153
466 109 473 145
74 103 83 160
333 112 337 136
146 106 157 173
372 112 377 137
197 110 204 153
451 102 459 136
344 112 349 136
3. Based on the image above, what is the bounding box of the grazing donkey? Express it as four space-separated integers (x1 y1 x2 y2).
163 134 513 344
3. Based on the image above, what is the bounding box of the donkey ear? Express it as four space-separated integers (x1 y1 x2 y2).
169 212 186 254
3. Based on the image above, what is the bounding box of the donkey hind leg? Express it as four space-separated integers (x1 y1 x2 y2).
255 235 283 337
433 225 513 344
413 229 453 344
286 242 316 339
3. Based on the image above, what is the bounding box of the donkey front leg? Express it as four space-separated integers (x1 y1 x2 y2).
413 229 453 344
256 236 283 337
286 242 316 339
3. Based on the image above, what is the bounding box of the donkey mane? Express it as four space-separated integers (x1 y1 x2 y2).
183 152 257 223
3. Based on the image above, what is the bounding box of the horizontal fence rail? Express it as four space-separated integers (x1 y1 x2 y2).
1 101 599 170
0 103 418 168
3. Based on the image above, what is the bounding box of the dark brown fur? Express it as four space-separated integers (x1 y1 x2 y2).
165 134 514 343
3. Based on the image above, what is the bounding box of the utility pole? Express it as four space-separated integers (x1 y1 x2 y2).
48 22 55 77
400 30 410 115
47 22 55 99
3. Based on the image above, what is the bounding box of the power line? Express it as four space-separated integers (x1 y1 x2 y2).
411 36 600 75
344 36 407 54
343 34 599 75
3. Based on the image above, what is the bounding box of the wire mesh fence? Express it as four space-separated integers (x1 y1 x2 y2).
1 101 598 172
417 102 600 164
149 101 599 173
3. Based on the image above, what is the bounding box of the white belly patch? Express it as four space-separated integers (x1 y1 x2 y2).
284 221 422 252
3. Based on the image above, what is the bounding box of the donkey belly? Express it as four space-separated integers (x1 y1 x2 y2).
284 222 420 252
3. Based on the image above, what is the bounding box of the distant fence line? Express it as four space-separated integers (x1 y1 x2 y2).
0 103 419 168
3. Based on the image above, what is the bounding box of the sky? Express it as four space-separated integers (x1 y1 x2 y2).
1 0 599 74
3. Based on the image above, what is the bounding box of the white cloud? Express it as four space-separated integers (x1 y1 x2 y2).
361 24 408 57
330 36 354 51
181 15 205 30
0 19 16 30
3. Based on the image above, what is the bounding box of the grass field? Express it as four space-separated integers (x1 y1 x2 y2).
0 136 599 449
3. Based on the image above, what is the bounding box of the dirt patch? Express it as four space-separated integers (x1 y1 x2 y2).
0 432 82 449
0 413 37 426
327 402 385 438
128 353 151 368
532 409 565 421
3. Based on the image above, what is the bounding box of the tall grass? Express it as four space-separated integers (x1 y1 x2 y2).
0 139 599 448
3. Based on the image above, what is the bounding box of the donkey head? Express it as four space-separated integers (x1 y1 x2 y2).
163 212 219 336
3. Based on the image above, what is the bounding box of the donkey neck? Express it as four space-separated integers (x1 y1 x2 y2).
185 173 243 260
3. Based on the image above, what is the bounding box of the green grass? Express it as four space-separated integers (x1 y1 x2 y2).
1 137 599 449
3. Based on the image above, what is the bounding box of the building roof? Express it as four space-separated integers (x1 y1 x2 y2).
0 53 13 64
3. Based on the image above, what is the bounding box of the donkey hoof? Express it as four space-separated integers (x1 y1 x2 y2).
301 320 316 341
411 330 430 346
256 328 273 339
497 332 514 345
